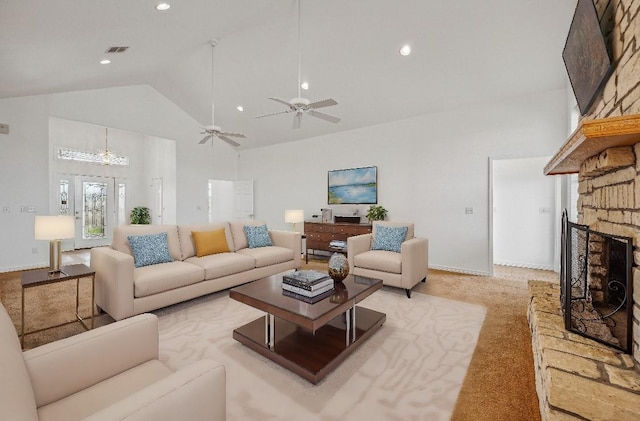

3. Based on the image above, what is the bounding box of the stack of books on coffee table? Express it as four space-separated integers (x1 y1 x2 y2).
282 270 334 303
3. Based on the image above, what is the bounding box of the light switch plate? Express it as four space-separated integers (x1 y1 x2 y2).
0 123 9 134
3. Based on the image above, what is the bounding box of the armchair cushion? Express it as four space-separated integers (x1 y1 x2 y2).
372 225 408 253
354 250 402 274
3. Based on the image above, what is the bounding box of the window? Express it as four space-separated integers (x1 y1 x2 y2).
57 148 129 166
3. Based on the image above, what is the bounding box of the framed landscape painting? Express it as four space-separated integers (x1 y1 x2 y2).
328 166 377 204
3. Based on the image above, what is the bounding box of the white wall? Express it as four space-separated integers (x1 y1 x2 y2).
238 89 569 275
492 156 556 270
0 84 237 272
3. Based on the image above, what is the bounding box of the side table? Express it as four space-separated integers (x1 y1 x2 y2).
20 263 96 348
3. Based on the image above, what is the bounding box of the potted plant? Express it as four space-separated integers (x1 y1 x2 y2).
366 205 387 222
130 206 151 225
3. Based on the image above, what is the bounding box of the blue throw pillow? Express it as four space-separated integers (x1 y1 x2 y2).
372 226 408 253
127 232 174 268
243 224 273 248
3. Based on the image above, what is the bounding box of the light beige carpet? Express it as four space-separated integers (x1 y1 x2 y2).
154 285 486 420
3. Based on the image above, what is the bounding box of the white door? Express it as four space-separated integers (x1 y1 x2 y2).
233 180 254 219
74 175 114 248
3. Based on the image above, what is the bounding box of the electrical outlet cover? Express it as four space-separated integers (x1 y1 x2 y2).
0 123 9 134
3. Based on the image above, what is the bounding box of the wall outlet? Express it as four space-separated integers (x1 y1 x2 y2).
465 207 474 215
0 123 8 134
2 206 8 213
32 248 38 254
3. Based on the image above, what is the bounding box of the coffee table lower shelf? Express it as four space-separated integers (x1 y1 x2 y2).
232 306 385 384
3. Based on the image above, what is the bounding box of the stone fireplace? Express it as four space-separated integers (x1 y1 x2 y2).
526 1 640 419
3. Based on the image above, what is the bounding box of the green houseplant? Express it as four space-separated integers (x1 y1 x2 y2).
130 206 151 225
366 205 387 222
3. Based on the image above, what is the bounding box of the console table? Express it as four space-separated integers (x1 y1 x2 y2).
304 221 372 256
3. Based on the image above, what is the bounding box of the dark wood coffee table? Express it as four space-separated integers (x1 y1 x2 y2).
229 273 385 384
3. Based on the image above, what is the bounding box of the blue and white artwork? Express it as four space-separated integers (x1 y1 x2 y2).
328 166 377 204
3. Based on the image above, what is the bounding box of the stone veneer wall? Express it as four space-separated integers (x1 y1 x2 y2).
576 0 640 363
528 2 640 419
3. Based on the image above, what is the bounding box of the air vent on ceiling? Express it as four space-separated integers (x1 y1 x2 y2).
105 46 129 54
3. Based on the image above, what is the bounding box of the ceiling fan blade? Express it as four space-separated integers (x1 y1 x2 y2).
292 112 302 129
219 131 246 138
307 109 341 124
256 109 294 119
199 135 213 144
308 98 338 109
219 135 241 147
268 97 294 107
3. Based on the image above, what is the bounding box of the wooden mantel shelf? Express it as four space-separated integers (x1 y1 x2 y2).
544 114 640 175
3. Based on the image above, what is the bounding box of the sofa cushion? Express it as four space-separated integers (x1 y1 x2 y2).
128 233 174 268
354 250 402 274
134 261 205 298
243 224 273 248
185 253 256 280
371 226 408 253
229 220 266 251
237 246 294 268
192 229 230 257
0 304 39 421
37 360 171 421
178 223 234 257
113 225 182 261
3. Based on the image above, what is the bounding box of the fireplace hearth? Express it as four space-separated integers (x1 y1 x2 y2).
560 211 633 353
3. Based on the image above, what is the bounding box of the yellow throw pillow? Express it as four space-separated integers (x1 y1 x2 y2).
192 229 230 257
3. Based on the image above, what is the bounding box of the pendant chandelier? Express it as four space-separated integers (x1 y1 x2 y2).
99 127 115 165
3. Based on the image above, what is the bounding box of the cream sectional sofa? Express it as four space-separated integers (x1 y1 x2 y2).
91 220 301 321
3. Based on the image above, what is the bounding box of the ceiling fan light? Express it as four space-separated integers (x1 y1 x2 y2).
99 59 111 64
301 82 309 90
237 105 244 111
155 3 171 11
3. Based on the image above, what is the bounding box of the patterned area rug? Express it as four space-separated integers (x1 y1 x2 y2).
154 286 486 420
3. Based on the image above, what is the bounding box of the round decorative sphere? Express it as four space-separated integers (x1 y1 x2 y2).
328 252 349 282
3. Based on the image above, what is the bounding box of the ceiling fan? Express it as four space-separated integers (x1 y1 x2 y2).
256 0 340 129
199 40 245 147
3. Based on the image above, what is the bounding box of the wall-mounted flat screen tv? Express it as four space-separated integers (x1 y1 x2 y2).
328 166 377 204
562 0 612 115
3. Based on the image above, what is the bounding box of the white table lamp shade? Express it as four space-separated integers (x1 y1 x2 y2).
35 215 75 273
35 215 75 240
284 210 304 224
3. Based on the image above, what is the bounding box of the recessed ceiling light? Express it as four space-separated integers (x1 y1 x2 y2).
99 59 111 64
301 82 309 90
237 105 244 112
155 3 170 11
399 45 411 56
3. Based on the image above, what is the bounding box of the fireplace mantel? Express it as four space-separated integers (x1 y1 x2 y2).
544 114 640 175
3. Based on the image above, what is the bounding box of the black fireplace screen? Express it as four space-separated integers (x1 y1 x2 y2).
560 211 633 353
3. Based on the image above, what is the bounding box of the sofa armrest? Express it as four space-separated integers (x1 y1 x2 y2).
83 360 226 421
347 233 372 269
400 237 429 288
23 314 159 408
269 230 301 268
91 246 135 321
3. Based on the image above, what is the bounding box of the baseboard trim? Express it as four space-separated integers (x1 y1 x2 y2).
494 261 554 271
0 262 47 274
428 265 490 277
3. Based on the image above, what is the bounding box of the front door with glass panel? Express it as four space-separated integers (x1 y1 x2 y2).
74 175 114 248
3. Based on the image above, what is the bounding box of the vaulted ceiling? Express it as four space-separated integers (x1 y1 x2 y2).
0 0 577 149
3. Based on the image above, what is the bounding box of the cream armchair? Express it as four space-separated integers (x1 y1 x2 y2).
347 221 428 298
0 303 226 421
